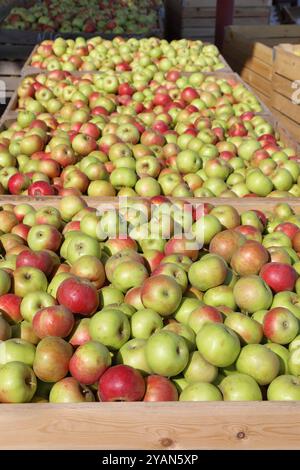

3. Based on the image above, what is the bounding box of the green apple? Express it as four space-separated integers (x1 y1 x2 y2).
179 382 222 401
236 344 280 385
219 373 262 400
131 309 163 339
13 267 48 297
173 297 203 324
0 338 36 366
183 351 218 383
224 312 263 344
49 377 94 403
233 275 273 313
188 254 228 291
117 338 152 375
196 323 240 367
99 286 124 308
265 343 290 375
0 361 37 403
203 285 237 310
145 330 189 377
267 375 300 400
21 291 57 323
89 308 130 350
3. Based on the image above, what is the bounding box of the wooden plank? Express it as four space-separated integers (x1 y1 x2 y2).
1 401 300 450
223 33 274 65
240 67 271 97
183 16 269 27
224 50 273 79
0 60 22 75
225 24 300 39
272 109 300 142
183 0 272 7
273 73 294 100
182 7 270 18
274 45 300 82
0 195 299 212
272 92 300 125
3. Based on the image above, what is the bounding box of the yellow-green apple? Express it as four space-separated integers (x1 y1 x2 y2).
49 377 95 403
188 254 228 291
89 308 130 350
27 225 62 252
0 315 11 340
236 344 280 385
20 291 57 323
196 323 240 367
219 373 262 401
179 382 222 401
183 350 218 383
112 260 149 293
0 338 35 366
99 286 124 308
131 308 163 339
173 297 203 324
267 375 300 401
0 361 37 403
271 292 300 319
210 205 240 229
288 348 300 376
13 267 48 297
58 195 87 222
192 214 222 245
141 274 182 317
117 338 152 375
265 343 290 375
98 364 145 402
145 330 189 377
33 336 73 382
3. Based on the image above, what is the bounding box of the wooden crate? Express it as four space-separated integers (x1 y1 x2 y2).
223 25 300 109
271 44 300 142
165 0 271 41
1 401 300 449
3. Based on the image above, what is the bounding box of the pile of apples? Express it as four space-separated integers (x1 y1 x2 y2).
29 37 225 72
2 69 297 198
2 196 300 402
3 0 161 34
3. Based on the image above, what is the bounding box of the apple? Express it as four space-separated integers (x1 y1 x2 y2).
179 382 222 401
98 364 145 402
173 297 203 324
99 286 124 308
117 338 152 375
16 249 54 277
57 277 99 317
69 318 91 347
220 373 262 401
69 340 111 385
272 292 300 320
27 225 62 252
188 305 223 334
196 323 240 367
141 274 182 317
183 350 218 384
265 343 290 375
224 312 263 344
260 262 298 293
0 315 11 341
267 375 300 401
188 254 228 291
209 229 245 263
0 338 36 367
0 361 37 403
49 377 94 403
145 330 189 377
230 240 269 276
236 344 280 385
89 308 130 350
263 307 299 345
70 255 106 289
0 294 22 324
233 275 273 313
143 375 178 401
112 260 148 293
288 347 300 376
131 308 163 339
32 305 74 339
13 267 48 297
33 336 73 382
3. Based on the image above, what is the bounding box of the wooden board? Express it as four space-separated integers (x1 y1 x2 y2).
0 195 300 212
272 91 300 125
182 7 270 18
0 402 300 450
240 67 271 97
272 108 300 142
183 0 272 7
275 44 300 83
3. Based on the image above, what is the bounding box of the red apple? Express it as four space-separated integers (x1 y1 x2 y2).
98 364 145 402
57 277 99 316
143 375 178 401
260 262 298 293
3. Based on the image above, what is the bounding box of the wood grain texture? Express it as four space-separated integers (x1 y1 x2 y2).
0 402 300 450
0 196 300 213
275 45 300 82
